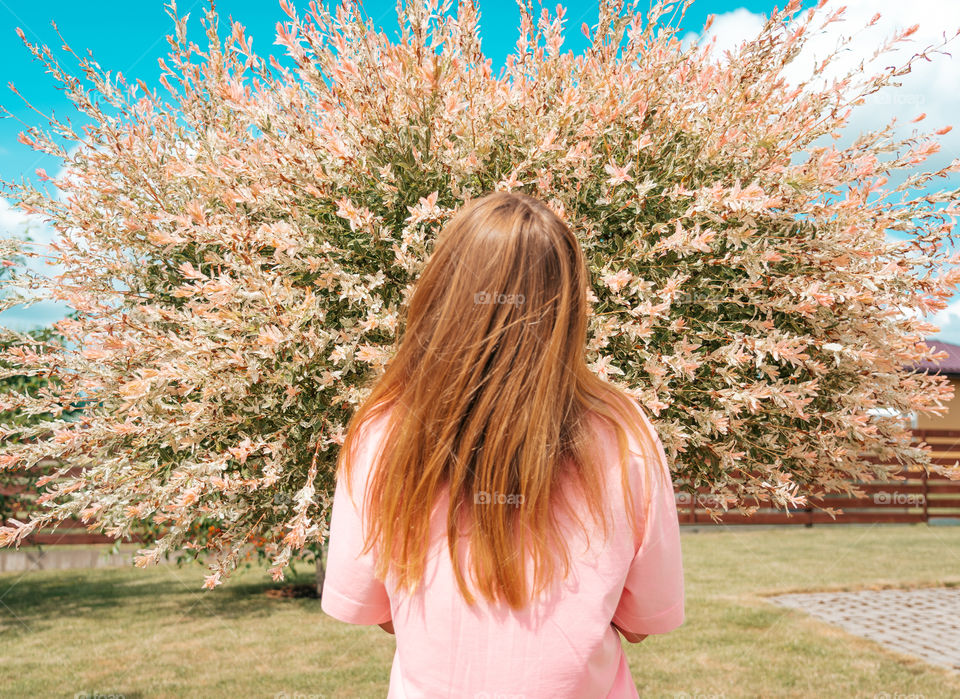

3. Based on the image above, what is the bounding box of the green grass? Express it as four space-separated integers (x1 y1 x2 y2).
1 524 959 697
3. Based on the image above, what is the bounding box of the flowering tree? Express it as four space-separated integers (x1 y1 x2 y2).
1 0 959 589
0 238 70 529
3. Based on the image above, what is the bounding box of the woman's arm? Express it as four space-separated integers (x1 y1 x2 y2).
379 619 395 634
611 620 647 644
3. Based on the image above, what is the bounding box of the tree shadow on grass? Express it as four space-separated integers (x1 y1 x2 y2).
0 561 324 636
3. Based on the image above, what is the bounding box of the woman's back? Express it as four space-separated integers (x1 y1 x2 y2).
321 399 685 698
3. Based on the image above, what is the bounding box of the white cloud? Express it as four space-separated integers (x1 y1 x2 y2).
684 2 960 344
927 297 960 345
0 180 73 331
2 137 188 331
0 195 63 278
680 8 766 60
683 1 960 176
2 133 167 332
0 197 43 241
784 0 960 184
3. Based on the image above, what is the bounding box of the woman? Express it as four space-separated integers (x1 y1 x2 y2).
321 190 684 698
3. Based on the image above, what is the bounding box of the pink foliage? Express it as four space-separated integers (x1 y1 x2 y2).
0 0 959 587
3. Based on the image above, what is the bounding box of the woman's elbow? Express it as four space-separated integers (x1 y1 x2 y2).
611 621 648 643
622 631 648 643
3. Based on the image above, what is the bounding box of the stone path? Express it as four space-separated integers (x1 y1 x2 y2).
766 587 960 672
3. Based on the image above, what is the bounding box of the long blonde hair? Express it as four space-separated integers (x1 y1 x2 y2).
338 190 668 609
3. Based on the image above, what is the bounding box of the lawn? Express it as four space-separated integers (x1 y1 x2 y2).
1 524 959 697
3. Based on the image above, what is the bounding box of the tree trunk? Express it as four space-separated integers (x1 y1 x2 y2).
315 541 327 596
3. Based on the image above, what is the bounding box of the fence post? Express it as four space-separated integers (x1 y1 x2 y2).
915 428 929 524
922 467 929 523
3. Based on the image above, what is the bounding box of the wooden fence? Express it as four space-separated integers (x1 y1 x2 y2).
0 460 143 546
3 430 960 545
678 428 960 525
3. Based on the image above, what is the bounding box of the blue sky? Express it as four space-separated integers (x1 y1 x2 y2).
2 0 959 342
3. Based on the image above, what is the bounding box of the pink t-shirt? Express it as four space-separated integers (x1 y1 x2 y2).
321 399 685 698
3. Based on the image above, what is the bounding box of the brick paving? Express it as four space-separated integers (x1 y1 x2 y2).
767 587 960 672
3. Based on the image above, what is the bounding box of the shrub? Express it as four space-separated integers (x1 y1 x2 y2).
1 0 959 587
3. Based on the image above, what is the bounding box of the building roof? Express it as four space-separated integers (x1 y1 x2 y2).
906 340 960 375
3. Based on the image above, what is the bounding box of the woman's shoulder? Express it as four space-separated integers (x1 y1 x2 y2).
581 394 669 507
351 400 397 444
583 393 651 454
